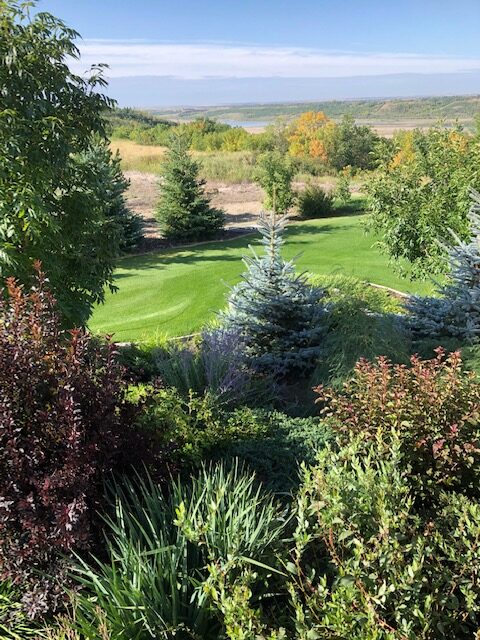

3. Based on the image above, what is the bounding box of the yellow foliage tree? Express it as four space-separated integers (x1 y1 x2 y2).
288 111 335 161
390 130 417 169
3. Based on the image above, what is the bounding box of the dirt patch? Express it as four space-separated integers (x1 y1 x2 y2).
207 181 264 229
123 171 346 249
124 171 265 241
124 171 160 240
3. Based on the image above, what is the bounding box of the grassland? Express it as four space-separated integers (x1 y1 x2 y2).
89 213 432 342
112 139 259 182
111 139 166 173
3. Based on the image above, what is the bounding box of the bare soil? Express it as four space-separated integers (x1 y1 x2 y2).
124 171 265 242
124 171 343 239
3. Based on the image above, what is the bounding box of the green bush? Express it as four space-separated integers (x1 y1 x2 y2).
211 411 333 493
253 151 295 215
290 435 480 639
309 274 403 314
134 386 270 466
297 184 333 218
308 274 408 385
70 463 286 640
134 384 331 491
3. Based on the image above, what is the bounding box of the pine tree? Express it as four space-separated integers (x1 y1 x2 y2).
77 142 144 252
408 188 480 341
156 135 224 241
221 213 325 376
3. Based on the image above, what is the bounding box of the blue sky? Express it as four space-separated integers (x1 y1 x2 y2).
37 0 480 106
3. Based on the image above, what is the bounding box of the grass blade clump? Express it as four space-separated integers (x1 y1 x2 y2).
70 462 286 639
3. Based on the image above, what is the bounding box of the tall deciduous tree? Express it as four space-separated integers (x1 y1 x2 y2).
253 151 295 216
0 0 128 325
367 126 480 277
287 110 334 161
156 135 225 241
328 115 379 171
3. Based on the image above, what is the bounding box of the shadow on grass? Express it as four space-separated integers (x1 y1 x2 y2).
334 200 367 217
285 222 359 237
291 200 367 223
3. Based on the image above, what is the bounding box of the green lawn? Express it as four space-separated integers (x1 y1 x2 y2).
89 213 433 342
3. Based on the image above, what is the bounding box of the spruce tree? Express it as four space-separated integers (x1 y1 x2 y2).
156 135 224 241
408 188 480 341
221 213 325 376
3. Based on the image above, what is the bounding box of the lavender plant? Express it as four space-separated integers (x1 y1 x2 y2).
154 328 266 405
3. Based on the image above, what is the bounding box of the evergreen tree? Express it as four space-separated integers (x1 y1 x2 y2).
76 142 144 252
221 213 325 376
156 135 224 241
408 188 480 341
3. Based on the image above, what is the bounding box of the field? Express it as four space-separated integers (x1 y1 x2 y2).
113 139 260 182
89 212 432 341
151 95 480 133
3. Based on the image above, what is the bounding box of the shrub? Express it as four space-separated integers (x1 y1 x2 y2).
211 411 333 493
0 268 158 615
70 463 286 640
309 274 403 315
308 274 408 385
156 135 224 241
138 381 331 491
290 436 480 639
135 386 272 466
153 328 273 407
297 184 333 218
315 349 480 498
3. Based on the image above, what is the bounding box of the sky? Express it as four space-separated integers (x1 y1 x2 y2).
36 0 480 107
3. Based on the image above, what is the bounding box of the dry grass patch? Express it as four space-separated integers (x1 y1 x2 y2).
111 139 167 173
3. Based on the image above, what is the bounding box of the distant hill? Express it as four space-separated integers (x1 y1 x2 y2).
149 95 480 124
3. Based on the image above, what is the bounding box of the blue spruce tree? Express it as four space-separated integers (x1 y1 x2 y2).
408 188 480 341
222 213 325 376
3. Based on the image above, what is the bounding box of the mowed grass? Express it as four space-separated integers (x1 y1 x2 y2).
89 213 433 342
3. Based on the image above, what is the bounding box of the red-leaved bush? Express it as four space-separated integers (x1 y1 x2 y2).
315 348 480 498
0 265 160 616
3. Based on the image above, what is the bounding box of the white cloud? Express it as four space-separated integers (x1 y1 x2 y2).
72 41 480 79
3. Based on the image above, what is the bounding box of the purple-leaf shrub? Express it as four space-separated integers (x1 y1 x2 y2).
0 265 154 614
